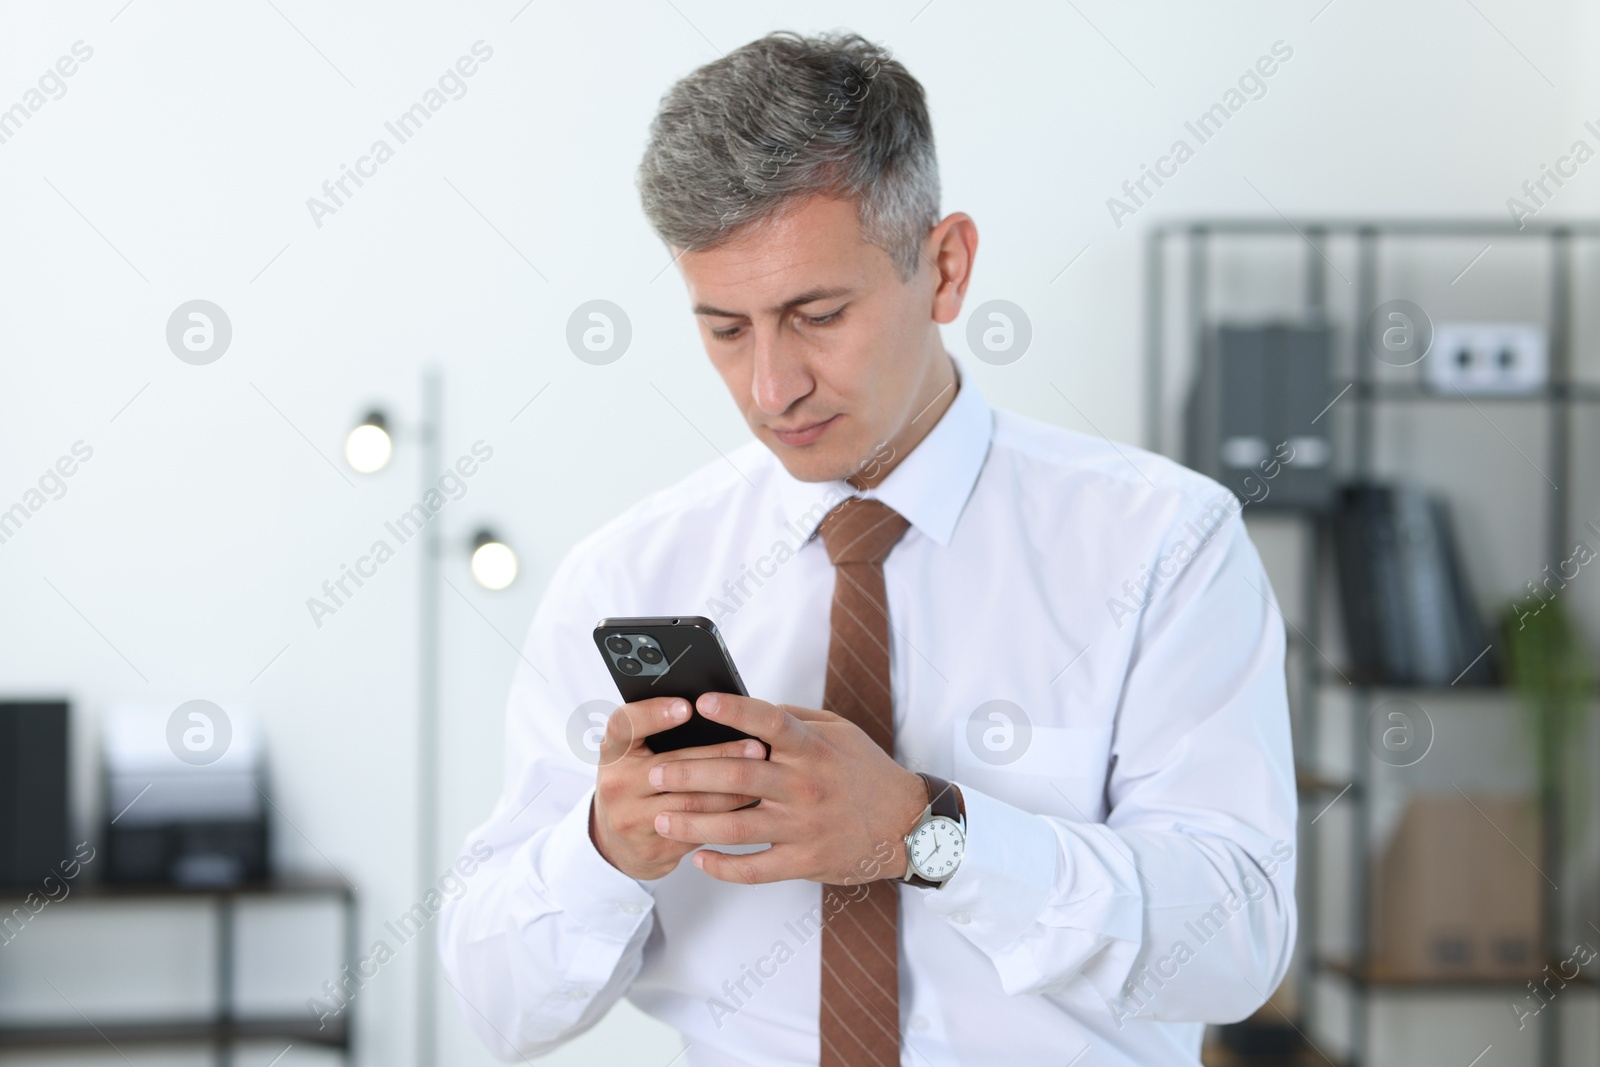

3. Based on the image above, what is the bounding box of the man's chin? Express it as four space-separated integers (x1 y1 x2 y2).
765 442 854 484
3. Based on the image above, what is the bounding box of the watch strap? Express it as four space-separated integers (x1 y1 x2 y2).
919 772 964 825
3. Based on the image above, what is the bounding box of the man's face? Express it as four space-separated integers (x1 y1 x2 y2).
675 195 948 484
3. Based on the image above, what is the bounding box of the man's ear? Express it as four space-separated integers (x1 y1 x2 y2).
925 212 978 325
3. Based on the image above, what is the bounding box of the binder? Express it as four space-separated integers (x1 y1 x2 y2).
1185 322 1332 510
1332 482 1494 686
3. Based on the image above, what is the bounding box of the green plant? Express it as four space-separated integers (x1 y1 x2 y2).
1501 594 1596 853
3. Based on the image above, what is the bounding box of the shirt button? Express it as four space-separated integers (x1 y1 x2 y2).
619 901 643 914
949 911 971 925
910 1014 930 1032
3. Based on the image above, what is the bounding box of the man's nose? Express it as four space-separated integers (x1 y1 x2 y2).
750 326 813 416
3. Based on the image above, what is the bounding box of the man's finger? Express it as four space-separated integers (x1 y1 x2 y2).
651 752 783 798
653 737 767 768
657 791 762 814
782 704 844 724
603 696 690 761
655 807 780 847
643 740 768 802
695 692 809 751
692 844 800 885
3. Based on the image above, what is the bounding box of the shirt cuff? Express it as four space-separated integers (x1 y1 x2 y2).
914 782 1057 953
539 784 659 935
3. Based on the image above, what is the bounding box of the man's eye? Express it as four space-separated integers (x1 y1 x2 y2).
805 308 844 327
710 324 745 340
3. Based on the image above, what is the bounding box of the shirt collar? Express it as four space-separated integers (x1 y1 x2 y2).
771 359 992 549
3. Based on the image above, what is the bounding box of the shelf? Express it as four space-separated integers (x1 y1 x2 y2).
1312 671 1507 695
1296 769 1354 796
1152 216 1600 238
0 1015 348 1050
1314 674 1600 698
1316 958 1595 991
1202 1040 1345 1067
0 874 354 902
1150 216 1590 1065
0 874 357 1058
1353 382 1600 405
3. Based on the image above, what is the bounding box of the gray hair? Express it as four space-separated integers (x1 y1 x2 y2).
637 31 940 280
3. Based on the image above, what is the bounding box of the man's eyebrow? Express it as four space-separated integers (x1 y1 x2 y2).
692 286 855 318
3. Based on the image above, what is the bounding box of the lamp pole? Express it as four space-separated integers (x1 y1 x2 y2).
416 366 442 1067
348 368 514 1066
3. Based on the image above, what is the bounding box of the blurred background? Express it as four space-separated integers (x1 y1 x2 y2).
1 1 1598 1064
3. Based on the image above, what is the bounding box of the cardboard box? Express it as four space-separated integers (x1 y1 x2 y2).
1370 793 1543 980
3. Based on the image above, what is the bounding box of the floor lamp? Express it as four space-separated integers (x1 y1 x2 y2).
345 368 518 1067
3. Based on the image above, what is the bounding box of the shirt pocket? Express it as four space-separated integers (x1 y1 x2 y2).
951 717 1113 780
949 718 1114 822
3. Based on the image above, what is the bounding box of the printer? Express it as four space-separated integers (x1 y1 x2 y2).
103 701 270 886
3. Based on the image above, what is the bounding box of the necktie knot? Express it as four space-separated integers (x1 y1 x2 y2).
818 496 910 566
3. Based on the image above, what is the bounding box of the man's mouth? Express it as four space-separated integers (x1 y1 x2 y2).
769 414 840 447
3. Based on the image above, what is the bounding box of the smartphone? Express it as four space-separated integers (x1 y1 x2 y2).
593 616 770 757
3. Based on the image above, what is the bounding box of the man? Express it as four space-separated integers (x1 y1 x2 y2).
439 30 1296 1067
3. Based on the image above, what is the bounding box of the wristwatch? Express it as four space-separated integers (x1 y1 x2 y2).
902 772 966 889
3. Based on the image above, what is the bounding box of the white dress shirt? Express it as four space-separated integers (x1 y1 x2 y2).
438 362 1297 1066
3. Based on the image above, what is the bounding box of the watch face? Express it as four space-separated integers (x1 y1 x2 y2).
908 816 964 880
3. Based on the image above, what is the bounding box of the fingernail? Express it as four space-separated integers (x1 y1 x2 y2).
671 700 689 720
693 851 705 868
649 765 664 787
744 741 762 758
701 694 719 716
654 813 670 833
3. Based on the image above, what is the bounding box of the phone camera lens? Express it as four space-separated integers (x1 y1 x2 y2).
637 645 663 665
606 635 632 655
617 656 642 675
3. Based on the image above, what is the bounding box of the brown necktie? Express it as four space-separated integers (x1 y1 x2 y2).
816 496 910 1067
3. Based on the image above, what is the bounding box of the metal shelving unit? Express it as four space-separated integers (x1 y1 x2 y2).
0 875 357 1066
1145 218 1600 1067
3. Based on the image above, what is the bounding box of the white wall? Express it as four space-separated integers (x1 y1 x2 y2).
1 1 1597 1064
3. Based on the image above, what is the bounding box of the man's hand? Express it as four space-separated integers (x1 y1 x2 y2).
590 696 769 881
648 692 929 887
